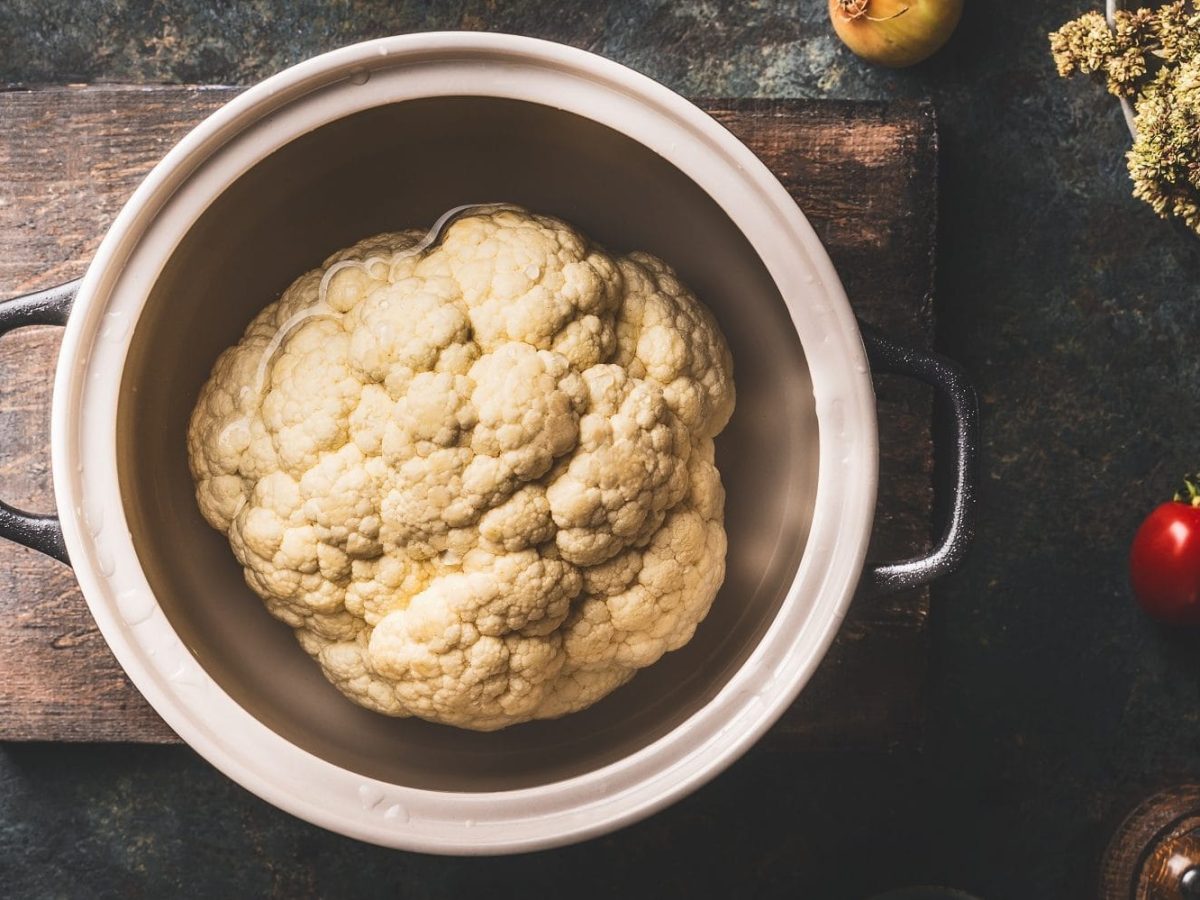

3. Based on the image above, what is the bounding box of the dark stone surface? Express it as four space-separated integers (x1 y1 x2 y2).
3 1 1200 897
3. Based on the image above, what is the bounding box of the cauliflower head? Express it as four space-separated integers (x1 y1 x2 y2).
188 207 735 731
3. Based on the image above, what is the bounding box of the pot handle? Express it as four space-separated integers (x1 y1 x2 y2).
859 322 979 593
0 279 79 565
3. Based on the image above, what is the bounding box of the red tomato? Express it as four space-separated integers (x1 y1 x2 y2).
1130 501 1200 625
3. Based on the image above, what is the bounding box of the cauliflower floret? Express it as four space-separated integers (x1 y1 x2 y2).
261 319 361 475
422 209 623 367
188 207 735 731
478 485 556 552
546 364 690 567
366 549 580 729
616 253 736 438
559 441 725 671
347 277 477 396
467 343 587 484
377 343 586 556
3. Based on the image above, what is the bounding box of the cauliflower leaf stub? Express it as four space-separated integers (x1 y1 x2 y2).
188 208 735 731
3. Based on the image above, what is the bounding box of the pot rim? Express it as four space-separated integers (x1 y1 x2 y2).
50 32 879 853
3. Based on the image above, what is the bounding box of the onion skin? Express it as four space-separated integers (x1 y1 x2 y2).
829 0 963 68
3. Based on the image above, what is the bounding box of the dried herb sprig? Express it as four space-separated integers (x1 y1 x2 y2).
1051 2 1200 236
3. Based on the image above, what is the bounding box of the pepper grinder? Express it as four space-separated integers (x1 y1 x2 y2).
1101 785 1200 898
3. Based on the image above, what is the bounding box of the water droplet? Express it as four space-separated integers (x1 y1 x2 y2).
217 418 251 456
384 803 409 823
824 397 847 438
95 541 115 577
168 658 205 690
116 587 155 626
98 310 129 343
358 784 384 810
148 638 184 679
84 495 104 537
348 68 370 85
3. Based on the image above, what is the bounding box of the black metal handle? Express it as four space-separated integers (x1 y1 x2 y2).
859 322 979 593
0 280 79 565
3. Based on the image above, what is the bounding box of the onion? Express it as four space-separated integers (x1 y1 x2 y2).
828 0 963 68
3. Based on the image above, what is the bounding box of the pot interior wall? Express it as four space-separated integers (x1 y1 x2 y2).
117 97 819 792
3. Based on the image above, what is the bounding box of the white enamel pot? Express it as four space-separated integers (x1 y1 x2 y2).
0 33 977 854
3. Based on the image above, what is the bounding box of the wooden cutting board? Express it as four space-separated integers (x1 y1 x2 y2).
0 87 936 747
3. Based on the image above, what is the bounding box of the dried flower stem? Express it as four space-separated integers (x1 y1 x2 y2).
836 0 910 23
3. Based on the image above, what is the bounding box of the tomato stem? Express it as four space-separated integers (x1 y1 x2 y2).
1174 475 1200 507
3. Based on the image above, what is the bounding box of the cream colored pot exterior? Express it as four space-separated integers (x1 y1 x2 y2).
51 33 878 853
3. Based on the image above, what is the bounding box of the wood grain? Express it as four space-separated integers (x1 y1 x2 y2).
0 87 935 746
